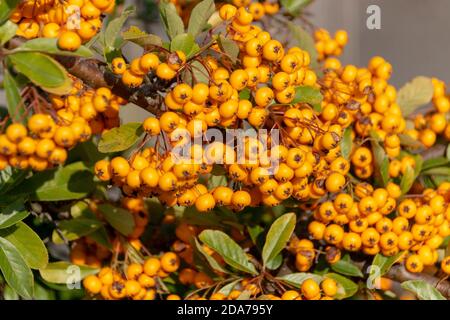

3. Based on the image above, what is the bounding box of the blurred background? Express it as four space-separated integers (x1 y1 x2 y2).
1 0 450 107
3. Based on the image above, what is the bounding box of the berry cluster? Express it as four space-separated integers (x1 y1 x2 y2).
11 0 114 51
315 28 348 61
0 83 125 171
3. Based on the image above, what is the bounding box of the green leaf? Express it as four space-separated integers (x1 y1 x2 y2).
397 76 434 117
3 68 25 123
447 144 450 161
216 35 239 64
122 26 163 48
400 165 415 195
183 60 210 85
187 0 215 37
369 252 404 278
265 254 283 270
98 122 143 153
421 157 449 171
170 33 200 58
340 127 353 160
14 38 93 58
0 20 18 46
287 22 319 70
98 204 135 236
207 174 227 190
401 280 445 300
370 131 389 187
0 0 20 25
53 218 103 243
39 262 98 284
194 238 230 274
247 225 264 249
239 88 251 100
14 161 95 201
0 237 34 298
0 166 28 195
398 134 425 150
281 0 312 16
292 85 323 112
330 258 363 277
199 230 258 275
33 281 56 300
218 279 242 295
325 273 358 299
8 52 69 88
0 222 48 269
421 167 450 176
0 198 29 229
159 0 185 40
3 284 19 300
262 213 296 269
276 273 323 288
103 6 135 50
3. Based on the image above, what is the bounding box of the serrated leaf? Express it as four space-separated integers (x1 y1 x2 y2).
369 252 404 278
8 52 71 93
0 0 21 25
98 204 135 236
39 262 98 284
401 280 445 300
292 85 323 112
170 33 200 57
122 26 163 48
217 35 239 64
194 238 230 274
103 6 135 50
199 230 258 275
187 0 215 38
3 69 25 123
0 20 18 46
370 131 389 187
281 0 312 16
340 127 353 160
325 273 358 299
330 258 363 277
262 213 296 269
98 122 143 153
14 162 95 201
0 221 48 269
159 1 184 40
276 273 323 288
0 198 29 229
0 237 34 298
397 77 434 116
14 38 93 57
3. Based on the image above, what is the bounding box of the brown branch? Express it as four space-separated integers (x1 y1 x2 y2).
386 265 450 298
7 37 168 116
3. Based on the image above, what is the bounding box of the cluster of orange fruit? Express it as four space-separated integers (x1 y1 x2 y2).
83 253 181 300
315 28 348 61
11 0 113 51
410 78 450 148
294 181 450 274
0 82 125 171
70 237 111 268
